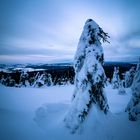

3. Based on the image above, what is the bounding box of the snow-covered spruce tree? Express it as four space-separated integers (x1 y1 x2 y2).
64 19 109 133
111 67 120 89
124 66 135 88
125 59 140 121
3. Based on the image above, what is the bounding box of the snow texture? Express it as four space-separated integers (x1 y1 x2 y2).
64 19 109 133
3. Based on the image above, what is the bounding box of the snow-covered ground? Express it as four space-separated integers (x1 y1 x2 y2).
0 85 140 140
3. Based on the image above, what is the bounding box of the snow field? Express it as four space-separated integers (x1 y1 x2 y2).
0 85 140 140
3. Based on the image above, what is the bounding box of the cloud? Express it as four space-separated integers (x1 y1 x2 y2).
0 54 73 64
0 0 140 63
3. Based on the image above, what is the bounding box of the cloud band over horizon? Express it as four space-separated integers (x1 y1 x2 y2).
0 0 140 63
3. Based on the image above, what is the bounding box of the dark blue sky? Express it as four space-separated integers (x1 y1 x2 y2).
0 0 140 63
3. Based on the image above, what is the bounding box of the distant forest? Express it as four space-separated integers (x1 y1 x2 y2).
0 62 136 87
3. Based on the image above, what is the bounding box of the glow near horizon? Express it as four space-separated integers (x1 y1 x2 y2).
0 0 140 63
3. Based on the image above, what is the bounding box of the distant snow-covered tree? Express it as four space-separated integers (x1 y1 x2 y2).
19 70 29 87
28 76 35 86
4 74 10 86
124 67 135 88
45 73 53 86
111 67 120 89
4 75 15 87
0 75 5 85
118 80 126 95
33 72 53 87
10 77 16 87
33 73 45 87
64 19 109 133
125 59 140 121
32 72 40 87
105 78 111 87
